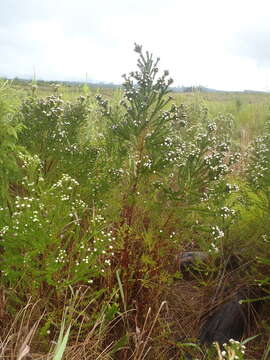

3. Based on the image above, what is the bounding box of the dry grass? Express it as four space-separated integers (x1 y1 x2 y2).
0 278 268 359
0 298 43 360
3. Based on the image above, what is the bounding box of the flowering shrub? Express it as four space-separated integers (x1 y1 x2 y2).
18 94 96 181
0 157 114 293
19 95 65 156
246 118 270 192
245 118 270 294
0 82 24 204
153 102 241 253
94 45 244 321
163 106 239 201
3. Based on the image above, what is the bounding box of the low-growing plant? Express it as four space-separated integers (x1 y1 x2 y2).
214 339 247 360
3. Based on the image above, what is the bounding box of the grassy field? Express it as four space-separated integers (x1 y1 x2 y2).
0 47 270 360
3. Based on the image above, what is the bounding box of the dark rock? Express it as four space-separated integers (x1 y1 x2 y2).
199 289 261 346
199 298 246 345
179 251 209 273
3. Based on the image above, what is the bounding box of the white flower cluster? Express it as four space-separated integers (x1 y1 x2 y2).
108 167 125 179
17 152 41 170
142 155 153 169
261 234 270 243
208 122 217 132
200 191 210 202
162 136 174 147
162 111 171 121
3 196 46 239
124 89 139 102
218 142 230 152
74 226 115 275
211 225 224 239
247 134 270 189
225 183 239 194
220 206 236 219
219 339 246 360
55 249 67 263
72 199 87 210
90 213 105 225
38 95 64 118
0 226 9 237
209 242 219 253
51 175 80 201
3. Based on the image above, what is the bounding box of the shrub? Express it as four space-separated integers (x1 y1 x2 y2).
0 165 115 295
0 81 24 205
18 94 98 182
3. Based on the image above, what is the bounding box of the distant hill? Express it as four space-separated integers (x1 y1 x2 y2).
1 77 269 94
170 85 270 94
170 85 221 93
1 77 121 89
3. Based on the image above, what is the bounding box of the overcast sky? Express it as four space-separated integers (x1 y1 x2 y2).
1 0 270 91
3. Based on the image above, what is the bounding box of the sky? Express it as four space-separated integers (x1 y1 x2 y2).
1 0 270 91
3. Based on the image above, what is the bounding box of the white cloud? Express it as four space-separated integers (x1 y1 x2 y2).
1 0 270 90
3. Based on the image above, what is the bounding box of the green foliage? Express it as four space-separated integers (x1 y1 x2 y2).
247 117 270 192
18 94 98 182
162 106 239 201
52 316 71 360
0 81 24 204
19 95 65 156
244 117 270 293
96 44 175 180
0 163 114 294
